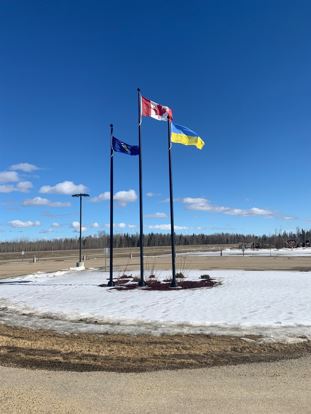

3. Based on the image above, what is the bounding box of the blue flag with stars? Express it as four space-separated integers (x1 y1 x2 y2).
112 137 139 156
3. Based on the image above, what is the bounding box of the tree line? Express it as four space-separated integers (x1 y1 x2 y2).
1 228 311 253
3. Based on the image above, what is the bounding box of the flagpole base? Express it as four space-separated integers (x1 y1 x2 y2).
170 280 177 288
138 280 146 287
107 280 115 287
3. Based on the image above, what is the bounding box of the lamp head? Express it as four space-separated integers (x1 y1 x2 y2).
72 193 90 198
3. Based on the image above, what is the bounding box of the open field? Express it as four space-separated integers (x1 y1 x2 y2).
0 244 237 259
2 244 311 279
0 244 230 278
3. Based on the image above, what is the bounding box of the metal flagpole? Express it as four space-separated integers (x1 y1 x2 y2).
108 124 115 286
137 88 145 286
167 119 177 287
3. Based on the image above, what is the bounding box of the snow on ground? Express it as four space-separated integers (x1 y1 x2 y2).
0 269 311 341
180 247 311 257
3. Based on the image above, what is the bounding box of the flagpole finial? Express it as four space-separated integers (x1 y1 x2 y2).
110 123 113 127
137 88 141 93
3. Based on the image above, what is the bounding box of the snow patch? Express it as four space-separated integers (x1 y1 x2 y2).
0 269 311 341
181 247 311 257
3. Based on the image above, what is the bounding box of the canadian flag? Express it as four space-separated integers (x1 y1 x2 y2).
141 95 173 121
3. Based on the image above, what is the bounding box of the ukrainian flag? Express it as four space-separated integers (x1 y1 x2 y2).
171 122 205 150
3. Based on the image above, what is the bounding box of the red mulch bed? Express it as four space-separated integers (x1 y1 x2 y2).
99 274 221 291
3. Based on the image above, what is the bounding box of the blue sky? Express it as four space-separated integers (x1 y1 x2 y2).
1 0 311 241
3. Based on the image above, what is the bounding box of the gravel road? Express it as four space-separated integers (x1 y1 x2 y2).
1 356 310 413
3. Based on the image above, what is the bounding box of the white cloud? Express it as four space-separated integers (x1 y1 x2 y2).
246 207 274 216
106 222 126 229
9 220 40 228
91 189 137 207
105 222 135 229
182 197 206 207
146 192 161 198
40 222 61 233
16 181 33 192
0 185 15 193
161 197 179 203
0 181 33 193
49 201 70 208
175 225 189 230
114 190 137 206
145 212 167 219
40 181 88 195
10 163 40 172
23 197 47 206
71 221 87 232
91 222 99 228
91 192 110 203
23 197 70 207
0 171 19 183
182 197 275 218
148 224 188 231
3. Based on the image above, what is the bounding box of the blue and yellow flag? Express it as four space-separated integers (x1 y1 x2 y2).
171 123 205 150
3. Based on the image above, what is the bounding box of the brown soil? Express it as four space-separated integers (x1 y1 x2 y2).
0 324 310 373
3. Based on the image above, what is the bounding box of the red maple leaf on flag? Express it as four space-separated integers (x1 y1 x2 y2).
141 96 173 121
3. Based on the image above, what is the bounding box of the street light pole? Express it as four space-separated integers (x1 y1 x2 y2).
72 193 90 266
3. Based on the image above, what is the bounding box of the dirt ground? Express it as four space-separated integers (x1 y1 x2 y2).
1 245 311 279
0 323 310 372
